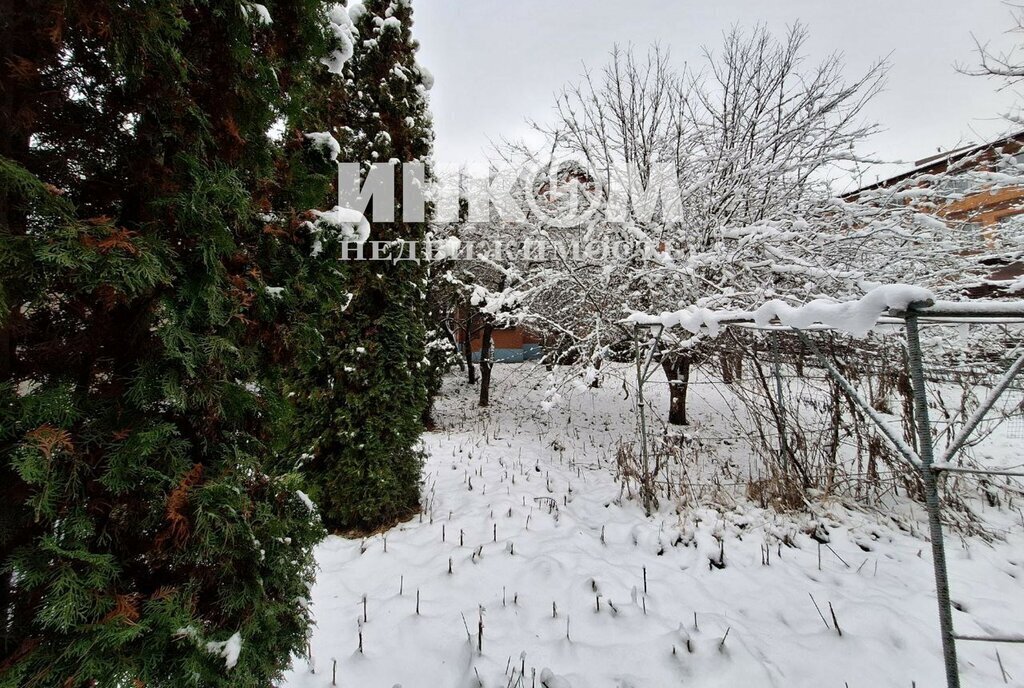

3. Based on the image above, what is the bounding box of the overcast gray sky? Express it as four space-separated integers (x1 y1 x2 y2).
413 0 1023 188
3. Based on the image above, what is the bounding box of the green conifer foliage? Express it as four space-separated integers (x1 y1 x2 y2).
0 3 335 685
296 0 438 531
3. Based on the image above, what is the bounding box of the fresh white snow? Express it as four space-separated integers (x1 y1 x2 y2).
417 64 435 92
322 4 356 75
240 2 272 25
283 364 1024 688
307 206 371 256
297 490 317 513
305 131 342 162
626 284 937 338
206 631 243 670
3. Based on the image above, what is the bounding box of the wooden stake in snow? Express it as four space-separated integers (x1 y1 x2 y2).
997 649 1009 683
809 593 830 630
718 627 730 652
643 566 648 594
828 601 843 637
332 658 337 686
416 589 420 615
827 543 850 568
478 606 484 654
362 595 367 623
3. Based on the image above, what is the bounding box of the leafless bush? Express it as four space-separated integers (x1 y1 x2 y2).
700 327 1024 535
614 442 659 513
746 472 806 512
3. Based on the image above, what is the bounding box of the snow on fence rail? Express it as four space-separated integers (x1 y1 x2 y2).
625 284 1024 337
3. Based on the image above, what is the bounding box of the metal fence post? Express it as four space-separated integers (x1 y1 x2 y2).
633 325 652 513
771 331 790 475
905 310 961 688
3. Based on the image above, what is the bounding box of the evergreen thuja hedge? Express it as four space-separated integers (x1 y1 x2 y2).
295 0 437 532
0 2 338 685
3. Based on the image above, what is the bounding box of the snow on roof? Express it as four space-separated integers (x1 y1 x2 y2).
845 129 1024 198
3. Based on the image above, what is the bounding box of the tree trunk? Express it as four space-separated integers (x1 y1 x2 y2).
589 357 602 388
662 356 691 425
463 317 476 385
479 320 494 407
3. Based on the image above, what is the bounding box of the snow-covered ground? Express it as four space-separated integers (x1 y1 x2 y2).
283 363 1024 688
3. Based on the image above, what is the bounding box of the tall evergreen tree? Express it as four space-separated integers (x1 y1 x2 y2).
297 0 437 531
0 2 336 685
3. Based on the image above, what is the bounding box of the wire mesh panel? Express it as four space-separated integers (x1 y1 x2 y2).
1008 391 1024 439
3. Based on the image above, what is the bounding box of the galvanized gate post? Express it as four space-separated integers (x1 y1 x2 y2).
633 323 664 515
634 325 652 513
771 331 790 475
905 309 961 688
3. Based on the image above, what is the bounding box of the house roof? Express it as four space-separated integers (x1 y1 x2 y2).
843 129 1024 198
